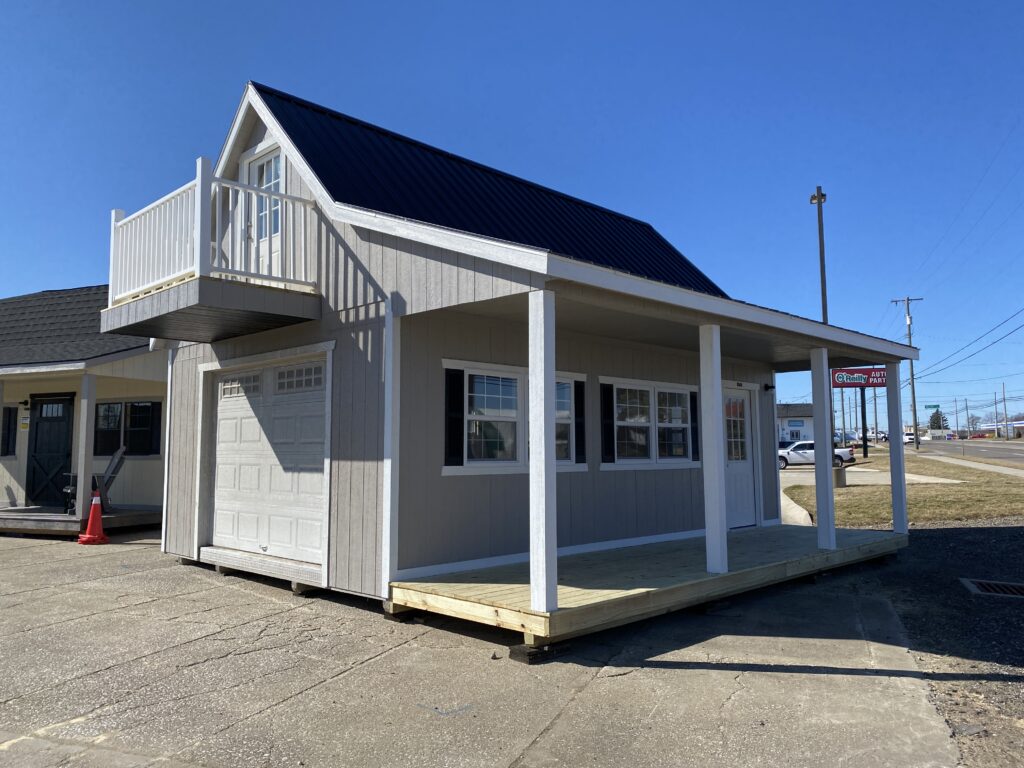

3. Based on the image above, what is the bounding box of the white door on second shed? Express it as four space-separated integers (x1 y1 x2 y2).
212 361 326 564
724 387 757 528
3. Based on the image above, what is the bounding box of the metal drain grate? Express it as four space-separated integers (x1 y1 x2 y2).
960 578 1024 599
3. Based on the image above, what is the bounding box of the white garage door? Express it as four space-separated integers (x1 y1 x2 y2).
212 361 327 564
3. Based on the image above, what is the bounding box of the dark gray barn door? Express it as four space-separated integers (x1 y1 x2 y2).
27 395 74 506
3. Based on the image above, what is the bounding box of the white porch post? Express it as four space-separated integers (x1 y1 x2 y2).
699 324 728 574
75 373 97 519
810 348 836 549
528 289 557 612
886 362 908 534
194 157 212 278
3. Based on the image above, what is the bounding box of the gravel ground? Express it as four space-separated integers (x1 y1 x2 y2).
829 516 1024 767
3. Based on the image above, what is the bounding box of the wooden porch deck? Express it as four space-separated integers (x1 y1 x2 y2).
0 507 162 536
390 525 907 645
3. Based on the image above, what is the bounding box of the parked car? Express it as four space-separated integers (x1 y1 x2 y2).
778 441 855 469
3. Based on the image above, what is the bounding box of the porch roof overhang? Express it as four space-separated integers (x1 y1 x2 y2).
0 346 154 380
447 267 916 373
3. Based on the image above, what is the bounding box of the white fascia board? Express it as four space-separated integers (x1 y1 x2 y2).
546 254 918 361
241 85 550 275
224 85 914 361
0 361 86 377
213 84 256 179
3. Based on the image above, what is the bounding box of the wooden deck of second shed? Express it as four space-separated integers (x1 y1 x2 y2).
390 525 907 645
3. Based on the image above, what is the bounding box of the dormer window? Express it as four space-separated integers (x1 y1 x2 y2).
252 154 281 239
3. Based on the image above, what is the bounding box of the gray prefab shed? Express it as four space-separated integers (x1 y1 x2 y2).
102 83 917 645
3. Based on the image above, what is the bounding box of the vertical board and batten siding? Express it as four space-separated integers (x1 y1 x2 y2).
397 310 778 571
163 168 535 595
163 343 213 556
277 146 544 317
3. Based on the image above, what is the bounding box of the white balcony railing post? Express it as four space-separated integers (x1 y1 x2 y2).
108 209 125 306
194 157 212 278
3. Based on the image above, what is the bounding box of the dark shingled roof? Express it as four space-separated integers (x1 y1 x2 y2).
0 285 148 366
777 404 814 419
252 82 727 298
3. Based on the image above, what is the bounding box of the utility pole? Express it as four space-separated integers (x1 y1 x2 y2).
840 388 847 446
953 396 960 439
810 186 836 447
860 388 869 458
872 388 878 443
1003 382 1010 441
811 186 828 324
965 399 972 454
995 393 1000 438
892 297 924 450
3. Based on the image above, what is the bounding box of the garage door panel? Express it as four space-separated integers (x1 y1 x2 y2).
213 364 326 565
240 417 263 444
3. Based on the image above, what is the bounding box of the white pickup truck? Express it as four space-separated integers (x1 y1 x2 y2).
778 441 856 469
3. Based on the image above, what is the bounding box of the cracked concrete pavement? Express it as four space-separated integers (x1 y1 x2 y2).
0 532 959 767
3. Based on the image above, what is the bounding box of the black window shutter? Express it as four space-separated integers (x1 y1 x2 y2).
444 369 465 466
573 380 586 464
0 407 15 456
600 383 615 463
690 391 700 462
149 401 162 455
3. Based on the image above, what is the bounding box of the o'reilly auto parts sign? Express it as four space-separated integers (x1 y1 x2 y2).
832 367 887 388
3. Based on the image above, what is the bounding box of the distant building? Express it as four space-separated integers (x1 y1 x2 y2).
777 404 814 443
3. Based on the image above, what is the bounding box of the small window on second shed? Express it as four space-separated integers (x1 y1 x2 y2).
1 407 16 457
125 402 162 456
276 363 324 393
94 403 123 456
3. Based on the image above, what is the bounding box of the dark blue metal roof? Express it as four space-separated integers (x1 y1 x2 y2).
252 83 727 298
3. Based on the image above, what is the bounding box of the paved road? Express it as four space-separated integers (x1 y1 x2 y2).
916 439 1024 466
0 532 959 768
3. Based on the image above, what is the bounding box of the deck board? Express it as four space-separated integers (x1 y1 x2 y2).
391 525 907 643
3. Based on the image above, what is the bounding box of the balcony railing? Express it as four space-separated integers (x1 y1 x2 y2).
109 157 318 306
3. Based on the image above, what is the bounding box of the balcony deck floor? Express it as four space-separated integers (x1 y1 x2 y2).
390 525 907 644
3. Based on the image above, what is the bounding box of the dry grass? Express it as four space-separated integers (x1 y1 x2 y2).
785 450 1024 528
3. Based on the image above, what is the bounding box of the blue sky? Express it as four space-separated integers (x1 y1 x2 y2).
2 1 1023 430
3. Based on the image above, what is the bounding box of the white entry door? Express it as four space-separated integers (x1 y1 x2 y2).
212 361 326 563
724 388 757 528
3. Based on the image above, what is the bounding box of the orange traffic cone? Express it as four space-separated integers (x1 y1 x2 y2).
78 490 108 545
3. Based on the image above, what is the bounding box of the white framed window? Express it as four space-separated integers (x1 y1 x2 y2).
615 386 652 459
253 154 281 239
442 360 586 476
657 389 691 460
601 377 699 470
466 370 522 464
554 380 574 462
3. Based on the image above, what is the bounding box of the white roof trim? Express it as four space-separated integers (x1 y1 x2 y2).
546 255 918 361
0 361 86 376
0 345 152 378
218 85 550 275
215 84 915 362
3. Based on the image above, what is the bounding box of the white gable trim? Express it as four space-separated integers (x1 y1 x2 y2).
213 85 916 363
216 85 550 275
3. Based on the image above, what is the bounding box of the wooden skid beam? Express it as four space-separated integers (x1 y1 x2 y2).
389 587 550 636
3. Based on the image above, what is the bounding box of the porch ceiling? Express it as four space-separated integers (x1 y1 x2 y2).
447 288 909 372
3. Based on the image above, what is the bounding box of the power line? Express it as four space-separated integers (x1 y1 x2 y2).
914 304 1024 377
912 113 1023 276
916 321 1024 381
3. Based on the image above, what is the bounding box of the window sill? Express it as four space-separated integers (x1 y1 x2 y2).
599 460 701 472
441 462 591 477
